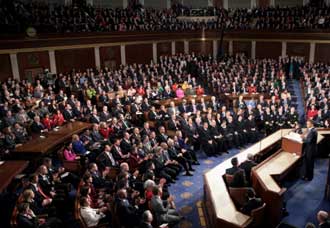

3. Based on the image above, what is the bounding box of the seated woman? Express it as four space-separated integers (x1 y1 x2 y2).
63 143 80 161
175 86 185 99
53 110 65 127
22 189 47 215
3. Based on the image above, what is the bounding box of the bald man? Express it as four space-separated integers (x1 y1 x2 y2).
317 211 330 228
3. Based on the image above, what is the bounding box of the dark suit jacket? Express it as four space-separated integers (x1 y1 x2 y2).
30 122 45 134
63 110 74 121
241 198 263 215
120 139 132 154
17 214 38 228
239 160 257 181
89 115 100 124
225 166 241 175
303 128 318 158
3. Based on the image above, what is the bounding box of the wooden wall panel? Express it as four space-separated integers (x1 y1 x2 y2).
157 42 172 58
213 0 223 8
100 46 121 69
55 48 95 73
126 43 153 65
315 44 330 64
287 42 309 61
189 40 213 55
17 51 50 80
258 0 270 7
175 41 184 54
256 42 282 59
0 54 12 81
218 40 229 56
233 41 251 57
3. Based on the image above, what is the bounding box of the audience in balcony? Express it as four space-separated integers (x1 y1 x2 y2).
1 1 330 34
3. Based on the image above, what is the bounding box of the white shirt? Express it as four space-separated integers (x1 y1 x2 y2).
80 206 105 227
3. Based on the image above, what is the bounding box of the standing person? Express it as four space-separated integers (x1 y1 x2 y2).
301 120 318 181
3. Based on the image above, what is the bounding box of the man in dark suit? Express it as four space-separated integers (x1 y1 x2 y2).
17 202 62 228
63 104 75 122
239 153 257 183
241 189 263 215
139 210 154 228
116 189 140 228
120 132 132 154
301 120 318 181
89 109 101 124
198 122 216 156
30 116 47 134
97 145 118 169
226 157 242 175
317 211 330 228
178 99 188 113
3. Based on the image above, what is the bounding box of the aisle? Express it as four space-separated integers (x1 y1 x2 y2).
168 148 241 228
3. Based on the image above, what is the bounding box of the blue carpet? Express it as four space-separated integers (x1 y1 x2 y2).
291 79 305 124
169 148 330 228
168 148 241 228
282 158 330 228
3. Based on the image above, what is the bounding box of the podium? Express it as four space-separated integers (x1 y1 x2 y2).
282 133 303 156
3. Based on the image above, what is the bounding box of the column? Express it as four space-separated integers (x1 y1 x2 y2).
48 50 57 74
251 41 256 59
10 53 20 81
152 42 157 64
184 40 189 54
123 0 128 8
309 42 315 64
229 40 233 56
213 40 218 59
120 45 126 66
281 41 287 58
86 0 93 6
94 46 101 70
270 0 275 7
251 0 257 8
208 0 213 7
166 0 171 9
139 0 144 6
171 41 176 55
303 0 309 5
223 0 229 9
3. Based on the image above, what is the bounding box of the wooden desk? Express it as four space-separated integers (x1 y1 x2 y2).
0 161 29 193
153 95 212 107
221 93 270 109
13 121 91 158
203 129 291 228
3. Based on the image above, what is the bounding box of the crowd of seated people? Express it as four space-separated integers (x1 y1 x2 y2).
1 0 330 34
301 62 330 128
0 52 313 227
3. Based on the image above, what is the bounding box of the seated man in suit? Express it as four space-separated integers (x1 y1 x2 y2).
150 186 181 226
17 202 62 228
239 153 257 183
30 115 47 134
115 188 141 228
226 157 243 175
140 210 156 228
317 211 330 228
241 189 263 215
80 196 107 227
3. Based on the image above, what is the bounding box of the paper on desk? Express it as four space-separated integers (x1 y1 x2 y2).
283 132 303 143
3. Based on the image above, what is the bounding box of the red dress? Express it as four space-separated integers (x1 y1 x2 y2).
196 87 204 96
42 117 53 130
53 113 65 126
